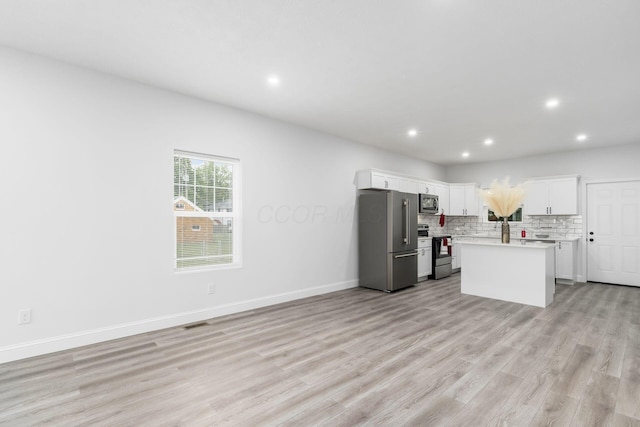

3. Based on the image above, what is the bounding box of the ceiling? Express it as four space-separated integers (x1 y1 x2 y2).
1 0 639 165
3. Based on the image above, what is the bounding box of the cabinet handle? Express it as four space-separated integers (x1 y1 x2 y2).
384 180 388 189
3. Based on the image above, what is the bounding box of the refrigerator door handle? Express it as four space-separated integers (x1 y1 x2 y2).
394 252 418 259
403 198 410 245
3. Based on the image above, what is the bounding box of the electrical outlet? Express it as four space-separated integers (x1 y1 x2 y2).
19 309 32 325
208 284 216 295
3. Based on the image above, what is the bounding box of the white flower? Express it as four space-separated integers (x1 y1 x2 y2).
480 177 525 218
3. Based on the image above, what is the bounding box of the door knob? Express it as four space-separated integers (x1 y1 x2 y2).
589 238 594 242
589 231 594 235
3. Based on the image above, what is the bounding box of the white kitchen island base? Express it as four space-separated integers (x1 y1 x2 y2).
459 241 556 308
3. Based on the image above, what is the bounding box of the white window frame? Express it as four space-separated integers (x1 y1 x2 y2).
173 150 242 271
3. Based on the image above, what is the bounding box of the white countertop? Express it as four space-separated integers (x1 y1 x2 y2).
457 240 556 249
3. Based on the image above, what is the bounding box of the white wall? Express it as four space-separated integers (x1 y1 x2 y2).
445 143 640 186
0 47 445 363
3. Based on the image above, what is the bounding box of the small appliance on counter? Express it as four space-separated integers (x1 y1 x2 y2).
417 224 430 237
430 235 452 279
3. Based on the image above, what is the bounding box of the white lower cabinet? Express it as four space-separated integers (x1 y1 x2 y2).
555 240 576 283
418 238 432 281
452 238 460 270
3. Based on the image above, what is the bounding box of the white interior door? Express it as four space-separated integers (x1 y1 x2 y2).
587 181 640 286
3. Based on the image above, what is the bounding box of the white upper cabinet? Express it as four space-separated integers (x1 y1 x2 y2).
524 176 579 215
417 181 432 195
355 170 453 214
399 179 419 194
357 170 399 191
449 183 479 216
434 182 450 215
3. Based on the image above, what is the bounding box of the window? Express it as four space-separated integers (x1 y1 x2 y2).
487 207 523 222
174 151 240 270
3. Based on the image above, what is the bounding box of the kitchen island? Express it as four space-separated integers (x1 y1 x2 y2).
458 240 556 308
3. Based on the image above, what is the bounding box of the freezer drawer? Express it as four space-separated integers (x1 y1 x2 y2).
387 251 418 291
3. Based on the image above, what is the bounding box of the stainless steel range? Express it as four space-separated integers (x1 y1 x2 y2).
430 235 452 279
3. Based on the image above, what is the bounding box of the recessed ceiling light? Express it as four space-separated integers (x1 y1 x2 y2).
576 133 588 142
266 75 280 87
484 138 494 146
462 151 470 158
407 129 418 137
545 98 560 109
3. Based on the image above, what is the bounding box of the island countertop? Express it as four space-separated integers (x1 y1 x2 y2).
457 240 556 249
453 234 580 242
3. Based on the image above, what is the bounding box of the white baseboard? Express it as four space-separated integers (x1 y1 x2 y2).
0 279 358 364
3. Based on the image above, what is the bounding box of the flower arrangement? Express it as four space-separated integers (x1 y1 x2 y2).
479 177 525 243
479 177 525 218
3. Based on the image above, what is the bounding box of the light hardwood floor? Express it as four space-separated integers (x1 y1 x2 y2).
2 275 640 426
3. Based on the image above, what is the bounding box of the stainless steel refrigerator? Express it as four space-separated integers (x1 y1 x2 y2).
358 190 418 292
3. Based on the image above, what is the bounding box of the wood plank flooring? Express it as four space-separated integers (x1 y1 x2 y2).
2 275 640 426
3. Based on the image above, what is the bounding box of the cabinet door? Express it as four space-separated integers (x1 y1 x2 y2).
418 181 432 195
451 242 459 269
449 184 477 216
464 185 479 216
524 181 550 215
549 178 578 215
371 173 399 191
449 185 466 215
555 241 575 280
435 183 450 215
418 247 429 277
399 179 419 194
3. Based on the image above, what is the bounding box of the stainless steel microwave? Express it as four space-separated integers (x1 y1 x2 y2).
419 193 439 214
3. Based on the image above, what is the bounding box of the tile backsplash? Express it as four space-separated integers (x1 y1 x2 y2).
419 214 583 239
